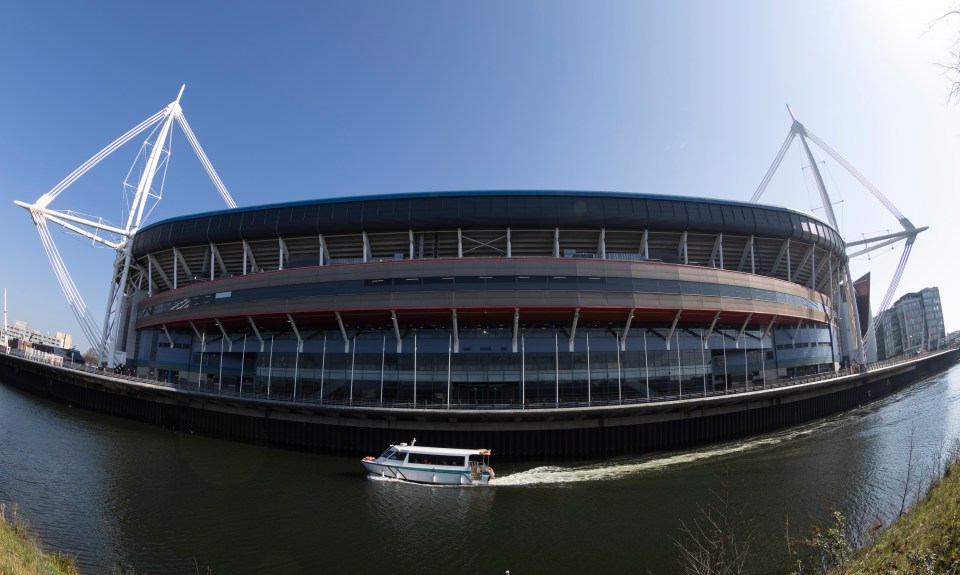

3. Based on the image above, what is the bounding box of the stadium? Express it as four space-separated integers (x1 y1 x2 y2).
11 95 953 459
126 190 847 408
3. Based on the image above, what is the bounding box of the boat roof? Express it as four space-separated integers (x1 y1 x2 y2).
392 444 487 456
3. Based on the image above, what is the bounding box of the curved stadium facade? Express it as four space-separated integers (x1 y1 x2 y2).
124 190 849 410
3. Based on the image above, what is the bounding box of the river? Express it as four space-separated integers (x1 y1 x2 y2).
1 363 958 574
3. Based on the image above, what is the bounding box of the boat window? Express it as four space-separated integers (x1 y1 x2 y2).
409 453 431 464
407 453 465 466
387 450 405 461
448 455 466 466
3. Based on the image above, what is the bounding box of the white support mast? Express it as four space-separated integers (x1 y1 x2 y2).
14 87 237 367
2 288 7 347
752 106 926 364
788 107 840 231
100 90 183 366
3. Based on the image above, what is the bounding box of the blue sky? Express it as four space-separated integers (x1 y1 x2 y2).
1 1 958 351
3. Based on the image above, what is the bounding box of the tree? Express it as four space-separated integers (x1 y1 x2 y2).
786 510 852 575
83 347 99 365
674 472 753 575
928 9 960 102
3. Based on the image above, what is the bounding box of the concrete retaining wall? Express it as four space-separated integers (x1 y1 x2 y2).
1 348 956 460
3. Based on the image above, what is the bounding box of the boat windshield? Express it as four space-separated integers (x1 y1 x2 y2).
384 449 405 462
379 448 406 460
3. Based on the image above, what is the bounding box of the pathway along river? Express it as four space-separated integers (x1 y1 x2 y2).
2 364 959 574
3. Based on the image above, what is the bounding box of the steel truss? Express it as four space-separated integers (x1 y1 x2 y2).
14 87 236 366
752 106 927 363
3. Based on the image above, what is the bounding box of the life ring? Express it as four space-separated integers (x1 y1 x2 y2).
478 448 491 456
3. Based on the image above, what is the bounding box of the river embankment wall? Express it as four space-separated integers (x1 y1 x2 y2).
1 348 957 460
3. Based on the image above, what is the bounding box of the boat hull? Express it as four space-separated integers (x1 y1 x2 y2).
362 460 490 485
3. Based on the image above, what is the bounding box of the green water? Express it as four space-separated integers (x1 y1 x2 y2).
1 364 958 574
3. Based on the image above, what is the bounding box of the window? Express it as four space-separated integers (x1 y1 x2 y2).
409 453 435 465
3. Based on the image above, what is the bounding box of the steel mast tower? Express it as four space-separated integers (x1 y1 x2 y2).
752 106 926 364
2 288 7 348
15 87 237 366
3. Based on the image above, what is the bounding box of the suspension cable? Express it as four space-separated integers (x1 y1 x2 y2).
31 214 103 350
37 108 167 209
863 239 914 344
750 130 796 203
803 129 910 227
176 114 237 208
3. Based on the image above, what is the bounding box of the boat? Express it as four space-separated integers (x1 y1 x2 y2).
361 439 495 485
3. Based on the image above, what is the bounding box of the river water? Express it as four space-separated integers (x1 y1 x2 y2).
1 363 959 574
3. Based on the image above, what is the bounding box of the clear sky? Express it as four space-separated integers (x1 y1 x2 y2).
1 0 958 352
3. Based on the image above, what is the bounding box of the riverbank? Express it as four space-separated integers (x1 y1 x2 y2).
0 504 78 575
837 455 960 574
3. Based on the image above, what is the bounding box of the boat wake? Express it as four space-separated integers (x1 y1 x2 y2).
493 419 834 487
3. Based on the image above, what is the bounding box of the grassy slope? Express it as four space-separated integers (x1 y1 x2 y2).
0 506 78 575
840 459 960 574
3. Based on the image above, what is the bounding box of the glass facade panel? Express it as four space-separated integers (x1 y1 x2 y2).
136 318 837 409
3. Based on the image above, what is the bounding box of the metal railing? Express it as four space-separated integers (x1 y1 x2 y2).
2 344 957 412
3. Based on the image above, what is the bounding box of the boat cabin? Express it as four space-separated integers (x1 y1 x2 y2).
379 444 485 469
362 440 494 485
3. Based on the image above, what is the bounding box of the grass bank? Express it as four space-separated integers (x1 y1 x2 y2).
837 457 960 574
0 503 78 575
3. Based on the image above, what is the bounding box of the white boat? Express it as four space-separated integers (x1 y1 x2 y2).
361 439 495 485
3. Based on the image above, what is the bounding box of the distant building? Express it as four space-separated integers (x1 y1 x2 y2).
4 319 72 349
853 273 877 363
55 331 72 350
875 287 946 360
